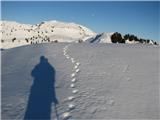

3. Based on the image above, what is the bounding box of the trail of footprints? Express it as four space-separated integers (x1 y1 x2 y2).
61 44 81 120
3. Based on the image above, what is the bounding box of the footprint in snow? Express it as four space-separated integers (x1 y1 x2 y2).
68 96 75 101
72 89 79 94
75 69 80 73
76 62 80 66
71 73 76 78
74 65 78 69
63 52 67 55
68 103 75 110
71 78 76 82
66 56 70 59
71 58 74 62
61 112 71 120
108 99 115 106
71 60 75 63
70 83 75 88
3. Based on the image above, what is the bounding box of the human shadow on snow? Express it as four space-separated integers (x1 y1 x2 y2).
24 56 59 120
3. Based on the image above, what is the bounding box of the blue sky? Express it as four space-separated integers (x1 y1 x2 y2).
1 1 160 41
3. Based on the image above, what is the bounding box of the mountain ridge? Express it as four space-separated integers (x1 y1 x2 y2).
0 20 158 49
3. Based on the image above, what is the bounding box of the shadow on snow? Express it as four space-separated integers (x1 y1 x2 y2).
24 56 59 120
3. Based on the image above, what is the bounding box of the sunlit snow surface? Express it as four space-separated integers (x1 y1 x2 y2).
1 43 159 119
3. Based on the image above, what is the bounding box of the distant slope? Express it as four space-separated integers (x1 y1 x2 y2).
0 20 96 49
0 20 158 49
2 43 159 119
86 32 158 45
86 32 113 43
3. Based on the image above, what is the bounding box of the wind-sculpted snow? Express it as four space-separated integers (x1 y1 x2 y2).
1 43 159 119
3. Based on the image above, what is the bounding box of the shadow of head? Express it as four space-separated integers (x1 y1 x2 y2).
24 56 58 120
40 55 48 63
32 56 54 79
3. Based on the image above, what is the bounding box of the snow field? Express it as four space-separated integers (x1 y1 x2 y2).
2 43 159 119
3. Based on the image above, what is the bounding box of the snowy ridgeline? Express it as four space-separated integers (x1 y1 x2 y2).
1 43 159 119
0 20 159 49
0 20 96 49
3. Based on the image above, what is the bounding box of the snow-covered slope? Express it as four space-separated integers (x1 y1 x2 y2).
0 20 158 49
86 32 158 45
2 43 159 119
86 32 113 43
0 20 96 49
